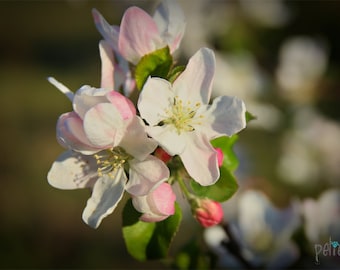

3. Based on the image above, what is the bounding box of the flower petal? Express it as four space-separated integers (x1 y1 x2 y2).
92 8 120 52
118 7 164 64
147 125 186 156
132 183 176 223
119 116 157 160
99 40 115 90
173 48 215 104
138 77 174 126
57 112 100 154
153 0 186 53
106 90 136 120
47 150 98 190
126 155 169 196
198 95 247 139
82 168 127 229
180 133 220 186
73 85 109 119
83 103 125 148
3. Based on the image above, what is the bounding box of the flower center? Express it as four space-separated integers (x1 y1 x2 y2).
94 147 131 177
163 96 203 134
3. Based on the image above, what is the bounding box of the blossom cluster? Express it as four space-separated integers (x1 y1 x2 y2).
47 0 246 235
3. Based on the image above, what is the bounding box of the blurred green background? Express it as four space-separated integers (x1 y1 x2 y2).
1 0 340 269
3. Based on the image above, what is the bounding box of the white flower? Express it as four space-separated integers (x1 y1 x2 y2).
47 81 169 228
138 48 246 186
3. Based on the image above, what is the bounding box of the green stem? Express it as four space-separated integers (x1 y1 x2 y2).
177 176 195 202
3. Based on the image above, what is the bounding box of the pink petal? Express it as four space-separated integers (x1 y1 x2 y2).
126 155 169 196
149 183 176 216
173 48 215 104
57 112 100 154
180 133 220 186
131 182 176 223
83 103 125 148
118 7 164 64
72 86 108 119
99 40 115 90
106 90 136 120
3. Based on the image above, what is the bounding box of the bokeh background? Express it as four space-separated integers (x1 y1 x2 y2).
1 0 340 269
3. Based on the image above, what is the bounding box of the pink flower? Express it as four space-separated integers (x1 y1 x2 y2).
92 0 185 64
194 199 223 228
132 183 176 222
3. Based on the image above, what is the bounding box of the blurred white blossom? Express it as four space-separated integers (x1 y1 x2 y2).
204 189 300 268
239 0 291 27
277 108 340 187
303 189 340 244
276 37 329 104
213 52 282 130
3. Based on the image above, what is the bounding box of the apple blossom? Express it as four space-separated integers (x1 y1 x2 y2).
47 81 169 228
92 0 185 65
132 182 176 222
138 47 246 186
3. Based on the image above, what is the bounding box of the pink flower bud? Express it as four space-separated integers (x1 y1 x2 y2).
215 148 224 167
194 199 223 228
154 147 172 163
132 183 176 222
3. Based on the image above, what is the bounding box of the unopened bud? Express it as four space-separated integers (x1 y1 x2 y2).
215 148 224 167
154 147 172 163
194 199 223 228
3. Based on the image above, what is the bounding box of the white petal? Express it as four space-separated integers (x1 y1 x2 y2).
119 116 157 160
99 40 115 90
138 77 174 126
173 48 215 104
83 103 125 148
47 77 74 101
153 0 186 53
82 169 127 228
199 96 246 139
147 125 186 156
180 133 220 186
126 155 169 196
73 85 109 119
47 150 98 190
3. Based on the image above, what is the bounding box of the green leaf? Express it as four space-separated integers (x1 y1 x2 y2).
190 166 238 202
122 199 182 261
146 203 182 260
122 199 156 261
246 111 257 123
211 135 239 172
167 65 186 83
173 238 210 270
135 46 173 90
